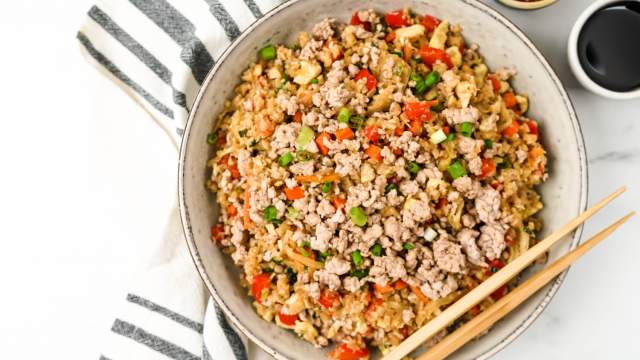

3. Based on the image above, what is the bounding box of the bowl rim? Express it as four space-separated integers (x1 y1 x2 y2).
567 0 640 100
178 1 589 358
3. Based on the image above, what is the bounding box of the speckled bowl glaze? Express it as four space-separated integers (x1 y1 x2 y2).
178 1 588 358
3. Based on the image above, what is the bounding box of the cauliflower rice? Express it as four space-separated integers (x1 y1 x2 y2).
206 8 547 359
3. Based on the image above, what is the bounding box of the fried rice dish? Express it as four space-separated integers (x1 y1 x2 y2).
205 8 547 359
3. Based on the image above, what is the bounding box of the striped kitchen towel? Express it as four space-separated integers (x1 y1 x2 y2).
77 1 285 359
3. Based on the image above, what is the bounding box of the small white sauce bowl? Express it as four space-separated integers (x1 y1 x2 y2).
567 0 640 99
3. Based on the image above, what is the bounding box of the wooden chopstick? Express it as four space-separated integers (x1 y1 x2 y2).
382 187 627 360
419 211 635 360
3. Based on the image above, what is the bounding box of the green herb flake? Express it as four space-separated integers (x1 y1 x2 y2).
371 243 383 257
238 129 248 137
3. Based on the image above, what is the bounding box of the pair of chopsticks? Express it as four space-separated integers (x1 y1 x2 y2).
383 187 634 360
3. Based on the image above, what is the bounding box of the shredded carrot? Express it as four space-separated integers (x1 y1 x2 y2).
296 173 340 183
403 43 413 62
409 119 423 136
315 132 331 155
394 126 404 136
374 283 394 297
487 74 500 94
284 186 305 200
227 204 237 217
385 31 396 43
293 111 303 123
503 91 517 109
411 286 430 303
365 145 382 162
502 120 520 137
393 279 408 290
243 188 252 229
335 127 355 140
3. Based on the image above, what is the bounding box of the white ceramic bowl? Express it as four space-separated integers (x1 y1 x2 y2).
567 0 640 100
179 1 588 358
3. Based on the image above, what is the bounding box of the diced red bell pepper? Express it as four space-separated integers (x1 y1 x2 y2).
502 120 520 137
419 46 453 68
226 204 237 217
436 198 448 210
210 224 224 242
354 69 377 91
408 119 424 136
277 311 298 326
491 284 507 301
332 197 346 209
404 101 437 122
489 259 505 270
293 111 303 123
421 15 441 32
363 126 379 143
393 126 404 136
526 120 538 135
318 290 340 309
229 161 241 179
480 158 496 179
350 12 371 31
384 10 408 28
329 343 370 360
502 91 518 109
487 75 501 94
251 273 271 303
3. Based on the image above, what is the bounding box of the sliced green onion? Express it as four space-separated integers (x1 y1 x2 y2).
310 78 319 84
285 267 297 284
413 55 422 62
403 243 415 251
424 71 441 87
447 160 467 179
262 266 274 273
238 129 248 137
322 182 331 193
460 122 474 137
263 205 278 222
351 268 369 279
371 243 383 257
444 133 456 142
317 251 329 263
337 107 351 123
484 139 494 149
497 158 512 170
415 80 429 95
351 250 363 267
431 102 445 112
296 150 313 161
286 207 300 220
295 126 315 148
410 73 423 84
391 50 403 57
430 129 447 144
259 44 276 60
349 116 365 130
206 133 216 145
384 183 399 194
406 161 422 175
348 207 368 227
278 152 294 167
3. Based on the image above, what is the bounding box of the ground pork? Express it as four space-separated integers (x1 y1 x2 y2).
314 223 333 251
311 18 335 40
289 160 315 176
334 152 362 176
475 187 501 224
451 176 480 198
456 228 486 267
304 282 320 300
433 236 467 273
362 224 383 247
495 67 517 80
325 257 351 275
416 264 459 300
383 216 401 241
343 276 363 292
478 223 507 260
314 270 341 291
442 106 480 125
316 199 336 218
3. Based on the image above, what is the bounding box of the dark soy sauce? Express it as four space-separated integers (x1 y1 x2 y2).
577 1 640 92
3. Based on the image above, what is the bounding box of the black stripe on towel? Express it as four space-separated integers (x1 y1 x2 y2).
111 319 201 360
99 356 111 360
87 6 188 110
77 32 174 119
203 0 241 40
126 293 204 333
202 345 213 360
243 0 263 18
129 0 214 84
214 304 248 360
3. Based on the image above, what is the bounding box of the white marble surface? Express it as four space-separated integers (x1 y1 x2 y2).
0 0 638 359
